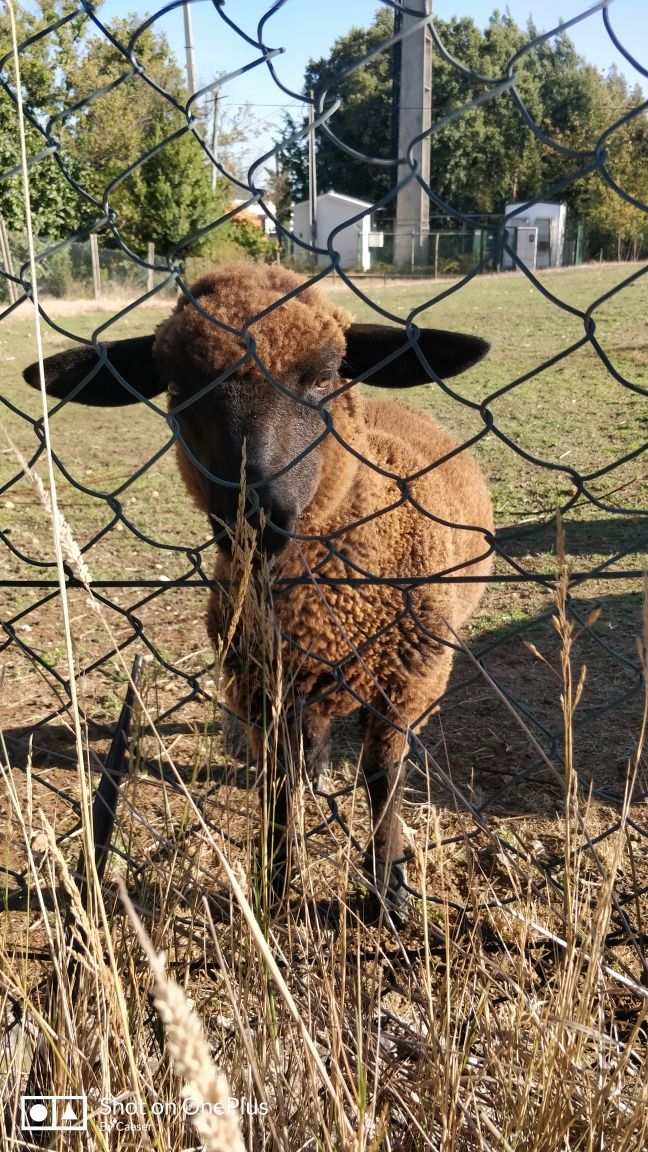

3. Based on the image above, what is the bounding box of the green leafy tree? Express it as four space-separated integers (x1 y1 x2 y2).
535 56 648 249
60 17 226 257
598 73 648 254
424 12 544 214
274 110 309 209
0 4 81 239
0 8 262 261
275 6 647 235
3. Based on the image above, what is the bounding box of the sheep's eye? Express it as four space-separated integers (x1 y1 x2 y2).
167 380 181 396
311 368 336 390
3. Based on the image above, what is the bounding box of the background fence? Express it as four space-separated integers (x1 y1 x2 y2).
362 220 648 273
2 219 644 300
0 0 647 1127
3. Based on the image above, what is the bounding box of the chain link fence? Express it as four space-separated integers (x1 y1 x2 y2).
0 229 178 301
0 0 647 1033
3 220 641 295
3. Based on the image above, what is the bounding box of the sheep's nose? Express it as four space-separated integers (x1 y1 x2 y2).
244 464 265 491
207 476 295 555
249 500 296 557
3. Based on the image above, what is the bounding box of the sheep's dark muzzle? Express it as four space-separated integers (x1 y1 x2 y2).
209 505 296 560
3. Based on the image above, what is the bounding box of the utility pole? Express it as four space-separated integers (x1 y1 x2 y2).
393 0 432 269
183 2 196 94
210 92 219 191
308 91 318 258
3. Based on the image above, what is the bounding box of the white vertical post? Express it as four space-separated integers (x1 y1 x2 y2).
147 242 155 294
90 233 101 302
183 2 196 94
0 216 17 303
308 91 318 260
394 0 432 269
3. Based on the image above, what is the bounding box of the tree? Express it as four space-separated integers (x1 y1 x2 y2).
274 6 648 234
276 8 396 208
59 18 225 257
0 8 262 261
423 11 544 214
535 56 648 248
0 4 81 239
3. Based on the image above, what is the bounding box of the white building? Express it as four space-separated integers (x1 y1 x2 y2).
292 191 377 271
502 202 567 271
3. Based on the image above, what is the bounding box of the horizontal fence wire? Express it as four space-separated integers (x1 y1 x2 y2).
0 0 647 982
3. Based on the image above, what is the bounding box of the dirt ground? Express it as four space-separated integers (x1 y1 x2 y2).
2 559 646 984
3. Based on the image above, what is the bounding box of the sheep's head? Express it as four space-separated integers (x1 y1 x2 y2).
23 262 490 559
153 264 352 557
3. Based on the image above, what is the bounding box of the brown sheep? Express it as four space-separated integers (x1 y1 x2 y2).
24 262 494 920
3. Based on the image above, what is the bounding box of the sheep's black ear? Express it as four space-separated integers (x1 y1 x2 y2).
22 334 162 406
342 323 489 386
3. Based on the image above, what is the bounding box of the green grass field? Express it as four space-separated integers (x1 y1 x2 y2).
2 265 646 571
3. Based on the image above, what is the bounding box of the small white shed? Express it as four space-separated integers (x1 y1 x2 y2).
502 202 567 270
292 191 375 271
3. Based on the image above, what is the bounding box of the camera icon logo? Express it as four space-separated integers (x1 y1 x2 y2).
20 1095 88 1132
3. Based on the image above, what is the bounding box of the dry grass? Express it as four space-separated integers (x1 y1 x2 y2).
1 500 647 1149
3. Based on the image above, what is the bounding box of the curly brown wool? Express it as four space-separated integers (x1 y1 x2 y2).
159 264 494 916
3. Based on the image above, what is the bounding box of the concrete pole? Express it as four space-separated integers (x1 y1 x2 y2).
394 0 432 269
210 92 219 191
182 3 196 94
308 92 318 259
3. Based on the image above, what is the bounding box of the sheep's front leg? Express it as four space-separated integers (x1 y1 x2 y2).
259 711 331 907
301 711 332 789
360 712 411 918
360 648 454 921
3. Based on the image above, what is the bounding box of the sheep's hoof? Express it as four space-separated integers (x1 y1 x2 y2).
295 898 341 932
359 857 411 930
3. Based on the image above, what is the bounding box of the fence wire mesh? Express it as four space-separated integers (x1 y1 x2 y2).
0 0 646 994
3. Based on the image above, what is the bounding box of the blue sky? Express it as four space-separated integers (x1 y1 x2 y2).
97 0 647 149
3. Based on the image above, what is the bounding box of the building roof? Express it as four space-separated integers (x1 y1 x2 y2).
293 190 373 210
